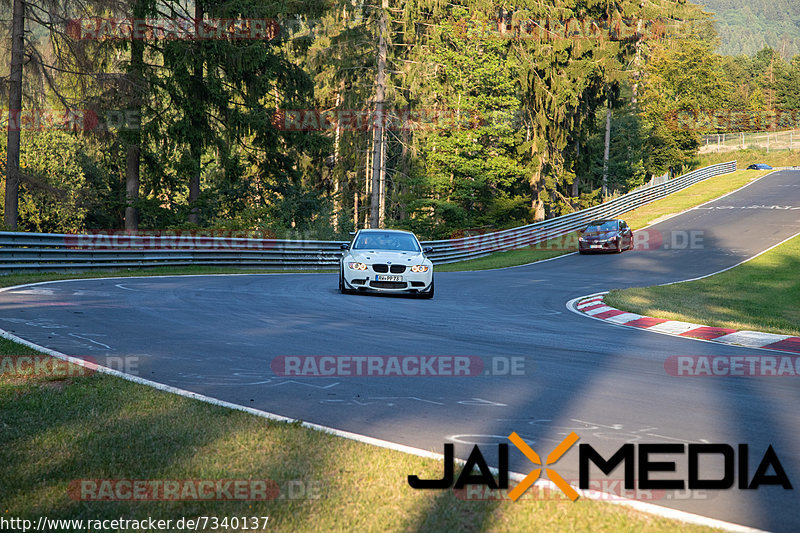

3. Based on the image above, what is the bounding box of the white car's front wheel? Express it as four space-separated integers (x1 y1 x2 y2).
339 269 353 294
418 280 434 299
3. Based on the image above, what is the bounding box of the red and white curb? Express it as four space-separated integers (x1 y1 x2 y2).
569 292 800 355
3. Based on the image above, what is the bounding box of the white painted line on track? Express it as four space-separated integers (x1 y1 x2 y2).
115 283 143 291
68 333 111 349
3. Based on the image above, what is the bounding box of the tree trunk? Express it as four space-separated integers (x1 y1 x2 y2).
572 136 580 197
332 90 342 231
125 144 140 230
187 1 204 225
124 0 145 231
364 139 371 229
602 102 611 197
398 102 410 220
353 187 359 229
531 178 545 221
4 0 24 230
631 20 643 105
369 0 388 228
378 132 386 227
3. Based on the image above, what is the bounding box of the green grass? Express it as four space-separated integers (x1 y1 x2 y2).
0 340 719 532
605 233 800 336
694 148 800 170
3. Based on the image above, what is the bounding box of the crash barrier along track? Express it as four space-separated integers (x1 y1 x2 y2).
0 162 736 272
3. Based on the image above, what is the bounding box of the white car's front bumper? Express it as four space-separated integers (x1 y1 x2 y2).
342 264 433 294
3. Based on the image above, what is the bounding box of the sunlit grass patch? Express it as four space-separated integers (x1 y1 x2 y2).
606 234 800 336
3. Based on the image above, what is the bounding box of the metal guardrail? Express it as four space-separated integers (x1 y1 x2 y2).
0 161 736 272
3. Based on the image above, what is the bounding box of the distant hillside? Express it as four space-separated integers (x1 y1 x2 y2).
696 0 800 59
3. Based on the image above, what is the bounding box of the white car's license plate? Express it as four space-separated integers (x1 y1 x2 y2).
377 275 403 282
590 244 602 248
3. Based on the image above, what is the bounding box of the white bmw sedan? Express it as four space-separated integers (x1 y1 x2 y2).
339 229 434 298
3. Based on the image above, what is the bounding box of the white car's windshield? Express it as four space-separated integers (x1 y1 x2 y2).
353 231 421 252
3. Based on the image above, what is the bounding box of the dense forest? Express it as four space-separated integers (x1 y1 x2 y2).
1 0 799 240
698 0 800 59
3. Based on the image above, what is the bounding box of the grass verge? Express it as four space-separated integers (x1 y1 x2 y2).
605 233 800 336
694 148 800 170
0 338 719 532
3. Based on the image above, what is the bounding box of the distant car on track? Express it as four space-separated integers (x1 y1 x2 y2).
747 163 773 170
339 229 434 298
578 219 633 254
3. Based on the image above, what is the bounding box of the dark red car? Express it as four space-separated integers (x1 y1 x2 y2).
578 219 633 254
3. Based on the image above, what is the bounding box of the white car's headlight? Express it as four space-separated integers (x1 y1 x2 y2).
410 265 429 273
348 262 368 271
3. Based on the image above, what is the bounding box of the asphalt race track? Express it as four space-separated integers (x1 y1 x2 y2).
2 170 800 531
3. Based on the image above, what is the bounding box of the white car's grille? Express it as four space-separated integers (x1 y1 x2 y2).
372 264 406 274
